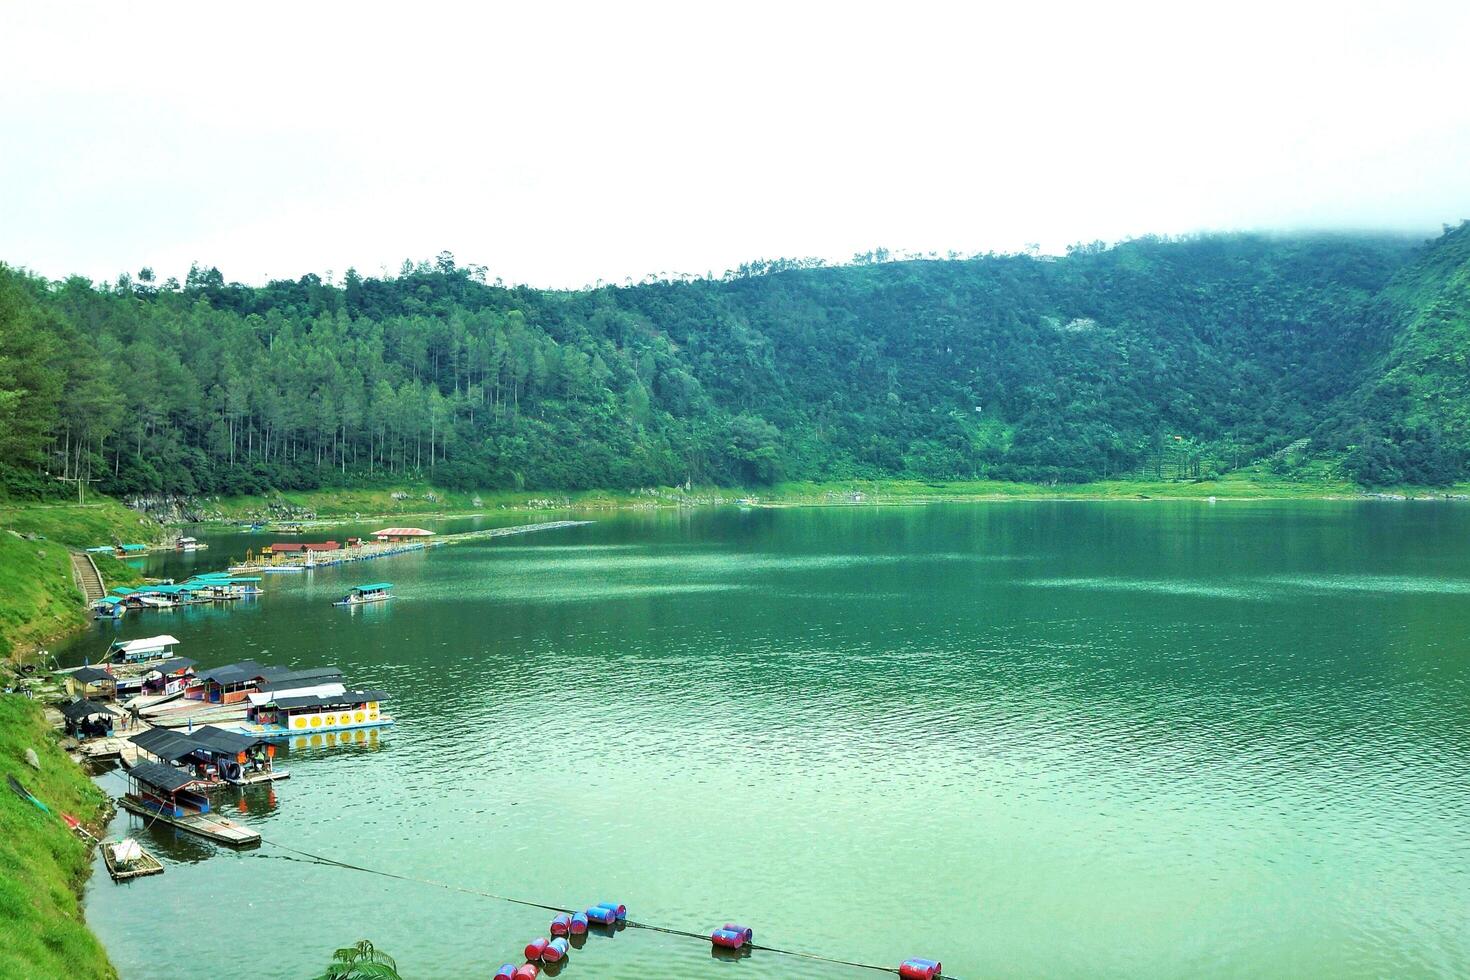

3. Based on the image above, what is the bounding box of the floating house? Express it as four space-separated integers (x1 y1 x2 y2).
118 761 260 845
138 657 197 698
61 698 115 738
107 635 181 666
372 527 433 542
234 688 391 738
67 666 117 700
130 724 284 785
187 661 271 704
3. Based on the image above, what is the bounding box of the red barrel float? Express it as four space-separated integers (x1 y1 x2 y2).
899 957 943 979
569 912 589 935
711 928 747 949
494 965 516 980
513 965 540 980
549 914 572 937
524 938 549 961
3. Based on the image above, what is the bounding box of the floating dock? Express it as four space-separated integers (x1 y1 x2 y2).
117 797 261 846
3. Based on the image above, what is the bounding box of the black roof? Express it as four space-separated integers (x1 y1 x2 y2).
131 724 263 760
273 690 388 711
129 727 202 763
196 661 267 685
128 760 199 793
71 666 114 683
189 725 264 755
60 698 112 720
149 657 197 674
255 667 342 693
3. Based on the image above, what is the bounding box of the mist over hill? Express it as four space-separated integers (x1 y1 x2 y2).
2 225 1467 498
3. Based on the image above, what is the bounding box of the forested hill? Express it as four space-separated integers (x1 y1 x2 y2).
1 227 1466 498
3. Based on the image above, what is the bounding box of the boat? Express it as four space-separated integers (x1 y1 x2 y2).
107 635 182 668
102 838 164 881
118 761 260 846
175 537 206 552
129 725 289 786
222 688 393 740
333 582 394 607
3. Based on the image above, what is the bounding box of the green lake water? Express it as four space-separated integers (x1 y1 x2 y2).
69 502 1470 978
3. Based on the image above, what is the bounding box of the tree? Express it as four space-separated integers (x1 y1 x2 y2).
314 940 403 980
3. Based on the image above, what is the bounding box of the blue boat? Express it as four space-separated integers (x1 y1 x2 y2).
333 583 394 607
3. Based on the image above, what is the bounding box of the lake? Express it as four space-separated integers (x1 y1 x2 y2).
70 502 1470 978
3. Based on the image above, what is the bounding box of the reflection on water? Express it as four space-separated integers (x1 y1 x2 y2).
79 502 1470 979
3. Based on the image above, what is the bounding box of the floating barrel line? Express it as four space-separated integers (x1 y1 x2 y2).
255 836 955 978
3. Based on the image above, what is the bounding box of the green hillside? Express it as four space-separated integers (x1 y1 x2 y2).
3 226 1468 497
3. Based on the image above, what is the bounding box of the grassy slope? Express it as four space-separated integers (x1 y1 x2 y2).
0 696 114 980
0 499 159 661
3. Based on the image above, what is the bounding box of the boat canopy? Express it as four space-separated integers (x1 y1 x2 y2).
248 681 346 707
119 544 148 552
254 666 342 692
71 666 115 683
352 583 393 593
93 596 125 607
272 689 388 711
128 760 201 793
109 635 180 655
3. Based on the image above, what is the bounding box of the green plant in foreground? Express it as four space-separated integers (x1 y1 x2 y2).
314 940 403 980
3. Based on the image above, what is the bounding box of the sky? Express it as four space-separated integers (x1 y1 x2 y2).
2 1 1468 289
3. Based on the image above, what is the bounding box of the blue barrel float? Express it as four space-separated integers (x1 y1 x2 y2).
899 957 943 979
494 965 516 980
594 902 628 921
586 905 618 926
542 937 570 963
569 911 590 935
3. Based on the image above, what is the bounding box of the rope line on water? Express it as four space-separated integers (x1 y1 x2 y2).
256 836 956 978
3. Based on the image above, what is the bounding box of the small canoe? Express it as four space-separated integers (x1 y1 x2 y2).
102 838 165 881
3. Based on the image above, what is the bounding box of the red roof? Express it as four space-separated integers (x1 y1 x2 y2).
373 528 434 537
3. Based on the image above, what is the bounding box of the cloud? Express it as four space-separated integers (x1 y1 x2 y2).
2 0 1468 287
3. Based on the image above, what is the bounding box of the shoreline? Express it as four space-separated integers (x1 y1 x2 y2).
173 480 1469 530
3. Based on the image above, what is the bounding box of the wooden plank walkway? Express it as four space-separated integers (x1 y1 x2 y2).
70 551 105 603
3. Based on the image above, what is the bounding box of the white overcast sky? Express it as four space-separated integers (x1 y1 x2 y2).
2 1 1468 288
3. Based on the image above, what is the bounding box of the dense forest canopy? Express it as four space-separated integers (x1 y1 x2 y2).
2 226 1467 499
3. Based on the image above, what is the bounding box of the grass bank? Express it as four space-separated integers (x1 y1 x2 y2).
0 498 161 662
188 471 1470 526
0 696 115 979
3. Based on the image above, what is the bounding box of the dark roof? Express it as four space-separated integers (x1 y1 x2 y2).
129 727 202 763
71 666 114 683
273 690 388 711
128 760 199 793
150 657 196 674
61 699 112 720
255 667 342 693
197 661 267 685
188 725 264 755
